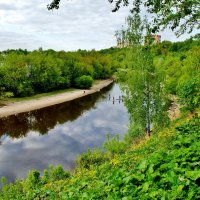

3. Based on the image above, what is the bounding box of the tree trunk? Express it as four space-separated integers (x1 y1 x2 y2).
147 81 151 136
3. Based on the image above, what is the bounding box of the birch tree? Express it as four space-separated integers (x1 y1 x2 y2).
117 14 168 136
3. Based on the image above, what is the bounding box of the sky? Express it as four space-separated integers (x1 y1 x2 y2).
0 0 197 51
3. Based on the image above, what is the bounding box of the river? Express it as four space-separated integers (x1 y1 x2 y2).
0 83 129 183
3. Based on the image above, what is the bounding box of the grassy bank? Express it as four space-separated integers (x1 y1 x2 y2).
0 79 113 118
2 88 77 104
0 109 199 199
1 80 103 105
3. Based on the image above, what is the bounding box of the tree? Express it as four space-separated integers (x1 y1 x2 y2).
120 48 168 136
0 53 31 97
75 75 93 89
110 0 200 35
117 14 168 136
48 0 200 36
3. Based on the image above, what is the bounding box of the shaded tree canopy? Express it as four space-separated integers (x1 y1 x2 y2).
48 0 200 36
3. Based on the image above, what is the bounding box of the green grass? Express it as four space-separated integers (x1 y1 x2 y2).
9 88 78 103
0 80 104 105
0 88 78 105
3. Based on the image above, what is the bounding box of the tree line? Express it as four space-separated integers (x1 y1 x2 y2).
0 49 122 97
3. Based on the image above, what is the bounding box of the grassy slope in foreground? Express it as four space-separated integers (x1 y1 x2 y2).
0 111 200 199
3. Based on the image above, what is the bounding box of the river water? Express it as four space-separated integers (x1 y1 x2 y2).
0 83 129 183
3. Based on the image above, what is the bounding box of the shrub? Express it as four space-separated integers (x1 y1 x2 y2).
16 83 35 97
103 134 126 154
124 124 145 144
42 165 70 183
75 75 93 89
0 91 14 99
4 92 14 98
177 78 200 111
76 148 109 169
0 86 14 99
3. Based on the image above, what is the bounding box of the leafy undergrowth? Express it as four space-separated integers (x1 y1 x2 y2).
1 115 200 199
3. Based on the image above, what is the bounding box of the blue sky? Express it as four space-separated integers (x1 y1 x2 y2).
0 0 197 51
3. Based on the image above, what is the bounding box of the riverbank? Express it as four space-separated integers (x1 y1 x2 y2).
0 79 113 118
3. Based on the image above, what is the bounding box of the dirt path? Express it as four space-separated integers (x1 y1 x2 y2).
168 96 180 121
0 79 113 118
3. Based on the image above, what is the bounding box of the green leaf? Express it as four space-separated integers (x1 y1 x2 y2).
185 171 200 181
177 185 184 192
142 182 149 192
138 160 147 171
132 173 145 181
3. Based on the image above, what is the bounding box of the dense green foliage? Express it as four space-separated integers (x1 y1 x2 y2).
1 115 199 199
177 78 200 111
151 38 200 111
0 49 120 97
75 75 93 89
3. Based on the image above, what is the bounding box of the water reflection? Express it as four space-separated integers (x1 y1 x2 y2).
0 84 129 183
0 87 111 139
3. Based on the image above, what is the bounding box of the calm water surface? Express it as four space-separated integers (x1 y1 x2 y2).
0 83 129 183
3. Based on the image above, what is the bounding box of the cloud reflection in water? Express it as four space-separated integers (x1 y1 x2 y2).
0 84 129 183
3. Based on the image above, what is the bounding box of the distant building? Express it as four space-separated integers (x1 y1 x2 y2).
145 35 161 45
114 34 161 48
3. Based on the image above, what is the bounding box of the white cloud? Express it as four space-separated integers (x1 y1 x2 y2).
0 0 196 51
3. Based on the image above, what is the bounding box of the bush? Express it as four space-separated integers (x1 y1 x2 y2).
75 75 93 89
4 92 14 98
177 78 200 111
76 148 109 169
103 134 126 154
42 165 70 183
16 83 35 97
0 91 14 99
124 124 145 144
0 87 14 99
